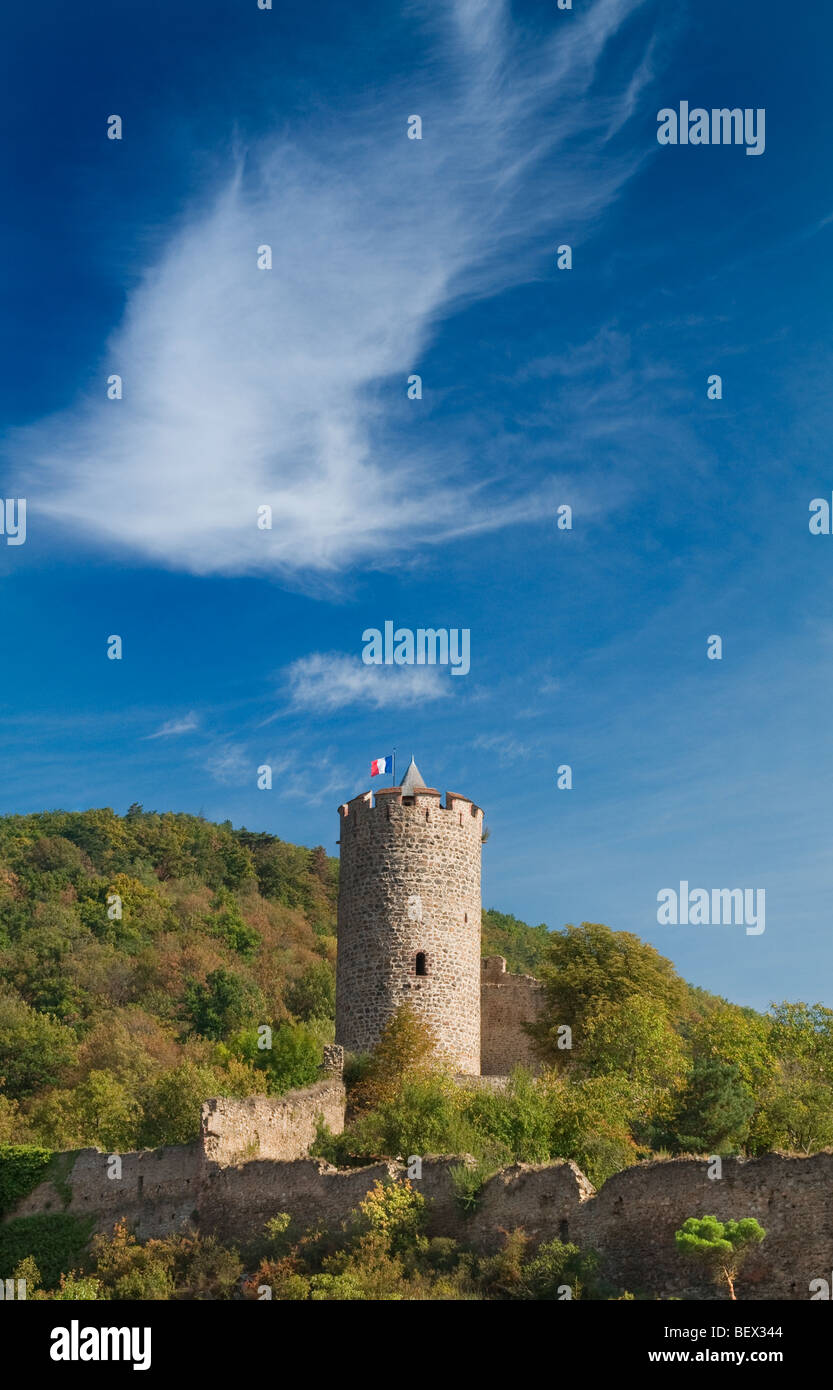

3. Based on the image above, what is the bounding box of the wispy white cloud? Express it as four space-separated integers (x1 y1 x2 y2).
203 743 251 786
287 652 449 711
12 0 651 581
146 712 200 739
473 732 533 764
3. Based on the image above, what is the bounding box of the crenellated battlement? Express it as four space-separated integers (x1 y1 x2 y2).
339 787 483 827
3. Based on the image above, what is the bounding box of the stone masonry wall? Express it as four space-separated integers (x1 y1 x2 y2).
574 1152 833 1300
480 956 546 1074
10 1143 203 1242
8 1078 346 1243
9 1144 833 1298
336 787 483 1073
200 1080 346 1167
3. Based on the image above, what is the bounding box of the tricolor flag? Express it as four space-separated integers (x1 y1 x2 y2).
370 755 393 777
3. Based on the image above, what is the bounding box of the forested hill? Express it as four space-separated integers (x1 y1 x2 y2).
0 807 548 1152
3 808 831 1173
481 909 551 974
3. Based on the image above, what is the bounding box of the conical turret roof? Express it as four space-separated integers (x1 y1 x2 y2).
399 756 427 795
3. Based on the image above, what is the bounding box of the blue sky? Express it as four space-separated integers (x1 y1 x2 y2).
1 0 832 1011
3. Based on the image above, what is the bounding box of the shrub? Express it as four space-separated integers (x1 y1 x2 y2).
245 1260 310 1300
266 1022 322 1094
353 1004 442 1110
520 1238 602 1301
675 1215 766 1300
0 1213 94 1287
449 1159 493 1214
354 1179 427 1255
0 1144 53 1217
461 1068 553 1163
285 961 335 1023
139 1061 223 1146
340 1075 486 1164
89 1220 175 1300
46 1272 105 1300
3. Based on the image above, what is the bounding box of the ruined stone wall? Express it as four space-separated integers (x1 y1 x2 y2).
7 1078 346 1243
9 1144 202 1242
480 956 545 1074
200 1080 346 1167
8 1141 833 1299
573 1152 833 1300
336 787 482 1073
194 1155 589 1246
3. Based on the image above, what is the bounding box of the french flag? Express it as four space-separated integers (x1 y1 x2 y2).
370 755 393 777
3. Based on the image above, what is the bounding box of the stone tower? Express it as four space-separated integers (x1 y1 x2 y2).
335 757 483 1074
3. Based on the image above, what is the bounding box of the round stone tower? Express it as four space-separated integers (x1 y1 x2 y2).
335 757 482 1074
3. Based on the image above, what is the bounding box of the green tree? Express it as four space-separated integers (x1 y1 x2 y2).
752 1065 833 1154
355 1003 442 1110
208 889 259 957
285 960 335 1022
668 1055 755 1154
139 1061 223 1147
32 1072 142 1152
576 996 689 1122
247 839 315 907
532 923 687 1061
0 989 78 1099
675 1215 766 1299
183 969 262 1041
689 1004 775 1093
750 1002 833 1154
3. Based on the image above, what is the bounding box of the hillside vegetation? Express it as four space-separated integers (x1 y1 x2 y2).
0 807 339 1151
1 807 832 1183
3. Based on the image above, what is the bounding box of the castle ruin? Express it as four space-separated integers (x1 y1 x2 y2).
3 762 829 1300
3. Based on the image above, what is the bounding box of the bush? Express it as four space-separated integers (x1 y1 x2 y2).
0 1144 53 1217
266 1022 322 1094
0 990 78 1099
449 1159 493 1214
519 1238 602 1300
89 1220 175 1300
0 1213 94 1287
285 961 335 1023
462 1068 554 1164
139 1061 223 1146
46 1272 105 1300
354 1179 426 1255
353 1004 442 1110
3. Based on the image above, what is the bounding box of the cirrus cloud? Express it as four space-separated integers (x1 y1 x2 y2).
287 651 450 711
11 0 652 581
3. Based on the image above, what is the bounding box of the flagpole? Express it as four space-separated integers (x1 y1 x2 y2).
392 748 396 787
